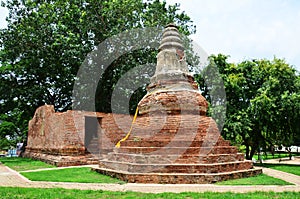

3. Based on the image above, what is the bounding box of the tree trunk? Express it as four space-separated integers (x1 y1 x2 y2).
249 145 257 160
287 147 292 160
245 144 250 160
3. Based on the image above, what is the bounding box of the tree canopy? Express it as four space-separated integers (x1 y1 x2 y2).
197 55 300 160
0 1 299 157
0 0 195 149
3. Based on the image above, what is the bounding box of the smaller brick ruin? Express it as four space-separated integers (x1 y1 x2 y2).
24 105 131 166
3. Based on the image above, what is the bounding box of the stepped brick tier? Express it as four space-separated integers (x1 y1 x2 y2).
93 24 262 183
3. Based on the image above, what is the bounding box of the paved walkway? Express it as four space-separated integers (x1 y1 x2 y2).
1 163 300 193
263 156 300 165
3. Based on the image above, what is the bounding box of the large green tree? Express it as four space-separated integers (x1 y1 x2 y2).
0 0 195 148
199 55 300 160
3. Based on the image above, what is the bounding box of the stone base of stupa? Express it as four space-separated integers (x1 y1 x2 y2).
94 113 262 184
23 150 99 167
93 167 261 184
94 24 262 183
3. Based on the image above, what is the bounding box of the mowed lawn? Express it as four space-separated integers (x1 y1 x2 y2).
0 157 294 185
21 167 292 185
1 157 123 184
260 163 300 176
1 157 300 198
21 167 124 184
0 157 55 171
216 174 292 185
1 187 300 199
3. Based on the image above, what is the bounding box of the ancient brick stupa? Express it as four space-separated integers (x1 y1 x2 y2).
94 24 262 183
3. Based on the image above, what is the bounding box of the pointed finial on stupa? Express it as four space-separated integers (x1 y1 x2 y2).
137 24 207 115
158 24 185 53
149 24 190 86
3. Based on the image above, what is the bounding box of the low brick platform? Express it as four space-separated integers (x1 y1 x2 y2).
95 113 262 183
24 105 130 167
23 151 99 167
93 167 262 184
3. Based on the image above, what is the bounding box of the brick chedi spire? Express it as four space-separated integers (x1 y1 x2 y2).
95 24 262 184
138 24 208 115
151 23 190 83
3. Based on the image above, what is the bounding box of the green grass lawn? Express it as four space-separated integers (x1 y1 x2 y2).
0 157 55 171
216 174 292 185
253 153 291 161
260 164 300 176
20 167 124 184
0 158 299 199
0 157 295 186
21 167 291 185
1 187 300 199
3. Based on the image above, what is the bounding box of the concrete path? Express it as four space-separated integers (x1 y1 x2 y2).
263 156 300 165
1 164 300 193
261 167 300 185
20 164 98 173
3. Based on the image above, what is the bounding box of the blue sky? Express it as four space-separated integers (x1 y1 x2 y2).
166 0 300 71
1 0 300 71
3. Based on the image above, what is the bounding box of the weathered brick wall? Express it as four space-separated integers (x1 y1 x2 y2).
27 105 83 155
24 105 132 165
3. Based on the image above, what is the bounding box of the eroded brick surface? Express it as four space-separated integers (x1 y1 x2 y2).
94 24 262 183
25 24 262 183
24 105 130 166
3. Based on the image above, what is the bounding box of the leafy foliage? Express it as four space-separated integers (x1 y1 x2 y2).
198 55 300 159
0 0 195 148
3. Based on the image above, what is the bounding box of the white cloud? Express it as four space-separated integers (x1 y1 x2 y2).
0 7 8 29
